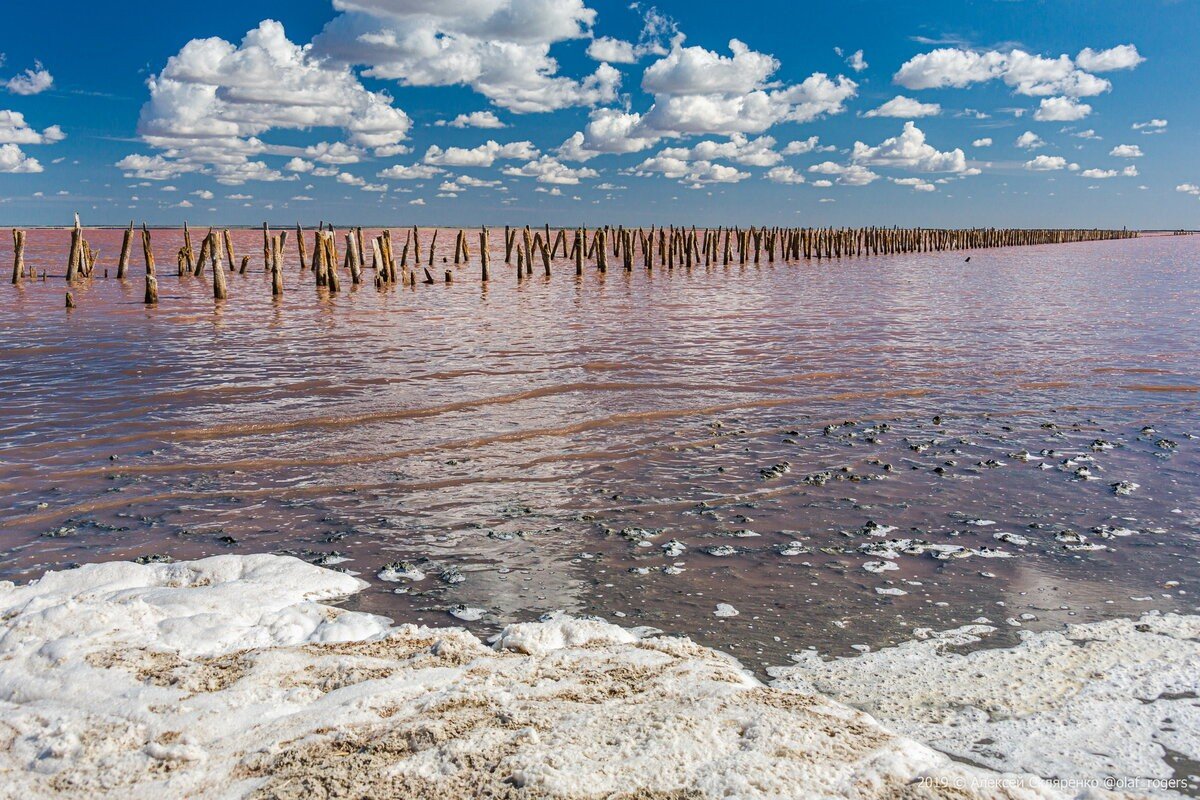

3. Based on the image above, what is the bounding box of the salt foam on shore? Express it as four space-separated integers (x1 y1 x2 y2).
0 554 1161 799
772 616 1200 799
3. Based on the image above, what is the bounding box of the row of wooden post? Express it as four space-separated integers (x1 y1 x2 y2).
9 219 1139 307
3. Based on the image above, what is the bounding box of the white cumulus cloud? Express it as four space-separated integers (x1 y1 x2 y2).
1033 96 1091 121
863 95 941 118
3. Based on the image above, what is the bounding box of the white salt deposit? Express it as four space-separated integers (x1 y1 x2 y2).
0 554 1100 799
714 603 740 617
772 613 1200 799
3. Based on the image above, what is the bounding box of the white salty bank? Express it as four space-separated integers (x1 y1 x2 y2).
0 554 1127 799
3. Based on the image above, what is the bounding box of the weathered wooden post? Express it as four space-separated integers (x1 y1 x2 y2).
479 230 490 282
193 228 211 277
325 234 341 293
116 221 133 279
141 225 156 276
11 229 25 284
213 232 228 300
296 224 307 270
66 213 82 282
271 236 284 297
182 223 196 275
262 223 271 270
142 227 158 305
223 230 236 272
346 233 362 285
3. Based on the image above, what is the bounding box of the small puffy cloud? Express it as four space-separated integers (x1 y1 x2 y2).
972 137 992 147
845 49 868 72
1132 118 1167 132
116 153 200 180
0 142 41 173
1071 129 1100 139
0 109 65 145
634 154 749 185
1080 168 1117 179
409 198 425 206
435 111 506 129
424 140 538 167
502 155 598 184
782 136 830 155
811 179 833 187
656 133 780 167
1033 96 1091 121
191 189 214 200
1075 44 1144 72
851 121 967 172
1015 131 1045 149
285 157 314 173
1024 154 1071 170
1176 183 1200 196
765 165 805 184
808 161 879 186
587 37 637 64
1109 144 1143 158
891 176 936 192
863 95 941 118
5 62 54 95
305 141 363 164
378 163 444 180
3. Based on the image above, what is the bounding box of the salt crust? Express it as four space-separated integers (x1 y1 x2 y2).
0 554 1155 799
772 616 1200 799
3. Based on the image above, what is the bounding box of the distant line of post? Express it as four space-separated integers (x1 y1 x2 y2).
6 216 1139 308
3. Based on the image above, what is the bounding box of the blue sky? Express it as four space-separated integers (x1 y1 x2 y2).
0 0 1196 227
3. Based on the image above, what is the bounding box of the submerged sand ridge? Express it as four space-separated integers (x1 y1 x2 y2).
1 554 1194 799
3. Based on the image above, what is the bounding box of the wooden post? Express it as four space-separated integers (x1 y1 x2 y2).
183 222 195 274
239 255 250 275
144 227 158 306
271 236 283 297
296 224 307 270
66 213 82 282
325 234 341 293
427 229 438 267
141 225 156 276
11 229 25 284
262 223 271 271
193 228 210 277
223 230 236 271
479 230 489 282
65 291 75 309
212 232 228 300
573 229 583 275
117 221 133 279
346 233 362 285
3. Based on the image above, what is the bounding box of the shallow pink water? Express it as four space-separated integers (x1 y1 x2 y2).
1 228 1198 665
